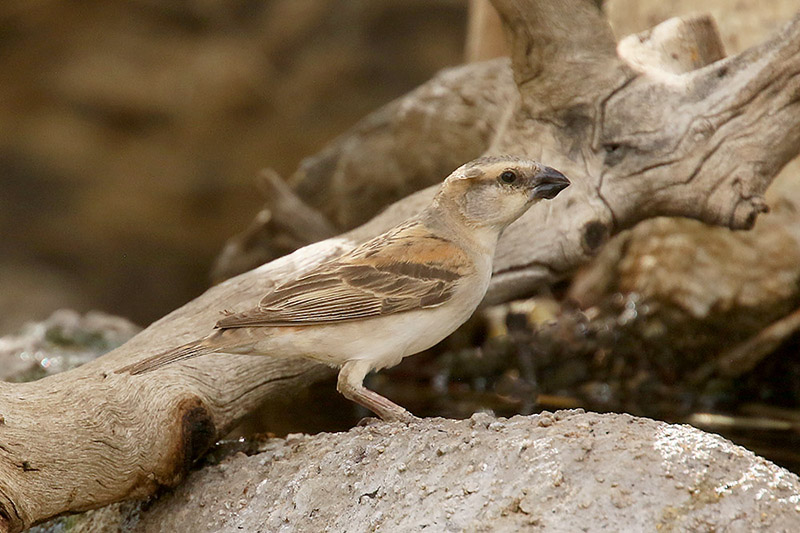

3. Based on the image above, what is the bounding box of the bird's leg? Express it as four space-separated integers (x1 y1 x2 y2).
337 360 417 423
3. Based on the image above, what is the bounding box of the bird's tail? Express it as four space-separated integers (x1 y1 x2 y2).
116 337 218 375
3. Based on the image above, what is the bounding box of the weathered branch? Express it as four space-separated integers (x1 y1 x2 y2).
2 3 800 531
696 305 800 381
210 169 338 281
493 0 626 115
465 0 507 62
600 12 800 229
617 14 726 75
0 245 339 530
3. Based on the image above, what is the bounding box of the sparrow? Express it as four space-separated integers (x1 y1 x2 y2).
118 156 570 422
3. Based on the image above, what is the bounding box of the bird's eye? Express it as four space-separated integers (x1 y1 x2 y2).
499 170 517 184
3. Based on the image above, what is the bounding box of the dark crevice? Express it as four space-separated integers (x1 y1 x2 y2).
20 461 39 472
92 438 122 452
683 139 725 186
178 398 216 474
0 495 21 528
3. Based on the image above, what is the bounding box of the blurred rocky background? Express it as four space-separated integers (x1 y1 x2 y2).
0 0 468 332
2 0 796 332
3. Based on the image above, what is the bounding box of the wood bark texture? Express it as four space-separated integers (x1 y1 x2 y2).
2 1 800 531
465 0 509 62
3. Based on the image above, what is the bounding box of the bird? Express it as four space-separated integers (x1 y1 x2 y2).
118 156 570 422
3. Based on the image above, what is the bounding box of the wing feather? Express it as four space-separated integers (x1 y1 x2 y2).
216 222 473 328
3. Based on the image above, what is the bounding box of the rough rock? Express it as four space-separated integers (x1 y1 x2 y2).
41 411 800 532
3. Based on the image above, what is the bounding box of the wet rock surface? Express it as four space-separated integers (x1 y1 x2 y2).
0 309 140 382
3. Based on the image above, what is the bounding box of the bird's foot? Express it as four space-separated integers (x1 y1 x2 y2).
376 407 420 425
338 361 420 425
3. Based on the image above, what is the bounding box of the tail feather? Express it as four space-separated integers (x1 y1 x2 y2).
117 339 216 375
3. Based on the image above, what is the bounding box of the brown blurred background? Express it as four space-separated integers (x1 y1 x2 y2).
0 0 469 332
1 0 796 334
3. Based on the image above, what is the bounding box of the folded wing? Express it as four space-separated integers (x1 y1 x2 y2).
216 222 473 328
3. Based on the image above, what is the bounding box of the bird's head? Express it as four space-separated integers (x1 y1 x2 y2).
435 156 570 232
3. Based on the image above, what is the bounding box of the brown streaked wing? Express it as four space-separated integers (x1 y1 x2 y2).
215 222 473 328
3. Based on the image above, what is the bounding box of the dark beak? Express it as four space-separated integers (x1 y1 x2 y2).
530 166 570 200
